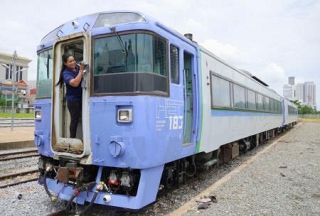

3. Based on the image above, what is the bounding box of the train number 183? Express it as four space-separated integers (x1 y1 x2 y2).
168 115 183 130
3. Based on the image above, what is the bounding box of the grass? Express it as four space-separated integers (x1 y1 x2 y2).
300 118 320 123
0 112 34 119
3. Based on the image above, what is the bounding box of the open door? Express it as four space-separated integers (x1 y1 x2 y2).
183 51 194 144
51 34 91 157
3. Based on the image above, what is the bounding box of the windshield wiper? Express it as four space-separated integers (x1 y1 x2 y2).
110 27 127 54
110 27 128 70
46 54 51 79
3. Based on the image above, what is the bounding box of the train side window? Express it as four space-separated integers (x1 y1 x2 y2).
256 94 263 111
288 105 296 114
170 45 179 84
233 84 246 109
269 98 273 112
272 99 275 113
279 101 282 113
211 74 231 108
36 49 53 98
247 89 256 110
265 97 270 112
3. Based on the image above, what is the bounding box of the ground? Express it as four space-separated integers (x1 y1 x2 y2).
182 122 320 215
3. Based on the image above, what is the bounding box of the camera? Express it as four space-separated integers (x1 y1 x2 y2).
79 61 88 67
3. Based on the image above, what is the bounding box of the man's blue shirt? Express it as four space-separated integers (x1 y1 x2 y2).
63 68 82 102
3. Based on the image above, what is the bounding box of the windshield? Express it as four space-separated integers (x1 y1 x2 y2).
93 32 168 95
36 49 53 98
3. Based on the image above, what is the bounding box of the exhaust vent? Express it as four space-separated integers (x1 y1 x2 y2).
184 33 193 41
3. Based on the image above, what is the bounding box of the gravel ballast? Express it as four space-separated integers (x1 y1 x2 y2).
0 122 319 215
185 122 320 215
0 157 38 175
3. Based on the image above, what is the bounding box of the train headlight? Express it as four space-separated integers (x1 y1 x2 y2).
35 110 42 121
117 108 132 123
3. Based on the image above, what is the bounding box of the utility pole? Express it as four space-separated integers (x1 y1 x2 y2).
11 50 17 131
5 93 7 111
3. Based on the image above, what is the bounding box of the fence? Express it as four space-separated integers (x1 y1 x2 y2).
299 114 320 119
0 107 34 113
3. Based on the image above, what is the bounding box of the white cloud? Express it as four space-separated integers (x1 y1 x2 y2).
200 39 240 61
200 39 288 95
258 63 287 94
262 63 286 81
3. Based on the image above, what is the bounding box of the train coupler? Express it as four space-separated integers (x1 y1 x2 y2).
55 166 83 184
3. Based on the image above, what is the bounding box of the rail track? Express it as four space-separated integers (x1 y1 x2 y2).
0 167 39 188
0 148 39 188
0 148 38 162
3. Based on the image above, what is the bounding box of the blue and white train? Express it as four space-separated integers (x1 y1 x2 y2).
34 11 298 211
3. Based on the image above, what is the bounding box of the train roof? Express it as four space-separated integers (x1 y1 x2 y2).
38 11 196 51
198 45 283 98
39 11 142 47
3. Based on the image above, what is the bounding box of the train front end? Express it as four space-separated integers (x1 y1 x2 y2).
35 12 198 210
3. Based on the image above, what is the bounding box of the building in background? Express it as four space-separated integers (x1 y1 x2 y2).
283 77 317 109
295 83 304 103
27 80 37 107
0 51 32 109
288 76 295 85
283 84 294 100
304 82 316 108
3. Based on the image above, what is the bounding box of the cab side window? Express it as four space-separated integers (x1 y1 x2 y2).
170 45 179 84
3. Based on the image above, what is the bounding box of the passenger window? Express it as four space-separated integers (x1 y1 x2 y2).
211 74 231 108
263 97 269 111
170 45 179 84
233 84 246 109
247 90 256 110
257 94 263 111
278 101 282 113
270 99 275 113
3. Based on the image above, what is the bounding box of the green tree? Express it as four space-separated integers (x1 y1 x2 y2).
0 92 19 108
291 100 317 114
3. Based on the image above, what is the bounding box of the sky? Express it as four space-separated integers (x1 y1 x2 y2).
0 0 319 108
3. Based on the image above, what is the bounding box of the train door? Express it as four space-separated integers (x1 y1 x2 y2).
51 35 90 156
61 41 84 140
183 51 194 144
